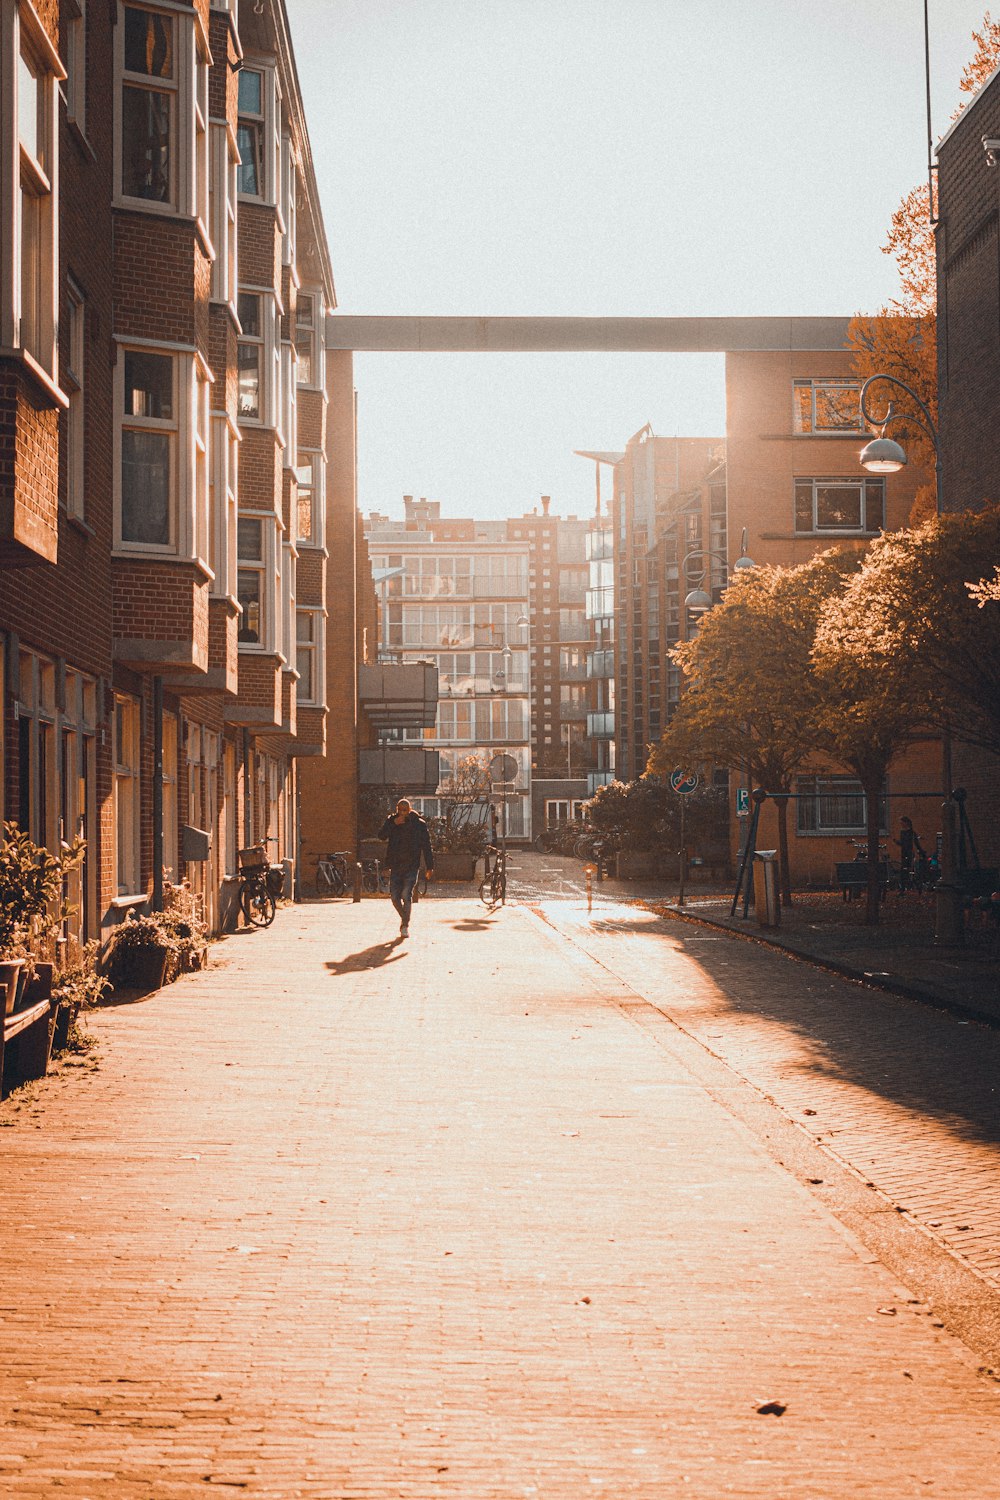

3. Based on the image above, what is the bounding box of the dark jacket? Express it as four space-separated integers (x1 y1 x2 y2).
378 811 434 874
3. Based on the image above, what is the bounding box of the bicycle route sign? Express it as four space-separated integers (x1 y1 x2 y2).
669 769 700 795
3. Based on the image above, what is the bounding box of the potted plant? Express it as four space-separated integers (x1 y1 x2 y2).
104 912 178 994
51 941 109 1052
0 822 83 1011
429 754 493 881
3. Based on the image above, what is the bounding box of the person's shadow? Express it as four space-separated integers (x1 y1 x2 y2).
325 939 407 976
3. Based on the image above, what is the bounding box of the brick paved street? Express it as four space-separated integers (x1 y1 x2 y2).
1 884 999 1497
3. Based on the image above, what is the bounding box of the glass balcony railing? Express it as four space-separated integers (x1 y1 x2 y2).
585 586 614 620
587 770 616 795
586 530 613 561
587 649 614 679
586 711 615 739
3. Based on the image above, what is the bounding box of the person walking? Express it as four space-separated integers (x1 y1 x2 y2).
894 816 924 895
378 799 435 938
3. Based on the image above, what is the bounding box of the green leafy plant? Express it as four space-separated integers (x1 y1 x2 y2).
0 822 84 962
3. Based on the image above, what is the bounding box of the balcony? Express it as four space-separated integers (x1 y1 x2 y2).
359 662 439 732
585 586 614 620
558 583 586 604
588 770 616 795
473 576 528 600
586 530 613 562
359 746 441 794
558 702 589 722
558 617 588 641
438 677 530 697
586 711 615 740
587 648 615 679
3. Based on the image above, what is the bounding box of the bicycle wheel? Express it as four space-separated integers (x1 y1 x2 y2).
495 869 506 906
315 864 336 898
479 877 497 908
241 882 276 927
414 869 428 898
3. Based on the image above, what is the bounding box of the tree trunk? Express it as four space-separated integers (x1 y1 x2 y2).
864 776 882 927
773 794 792 906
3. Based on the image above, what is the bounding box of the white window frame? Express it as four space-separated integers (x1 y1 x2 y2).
116 3 182 214
795 775 888 838
279 335 296 460
114 338 213 563
279 535 294 668
1 0 64 389
237 510 278 653
294 287 324 390
294 448 324 548
279 129 296 267
193 24 210 242
209 118 238 307
210 410 239 600
295 607 326 707
236 61 278 207
64 278 85 518
236 286 279 429
161 709 178 882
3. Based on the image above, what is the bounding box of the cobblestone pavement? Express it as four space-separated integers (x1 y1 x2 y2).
508 855 1000 1301
1 885 999 1497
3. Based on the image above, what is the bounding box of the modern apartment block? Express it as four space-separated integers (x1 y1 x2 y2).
365 499 533 839
610 430 724 784
1 0 359 935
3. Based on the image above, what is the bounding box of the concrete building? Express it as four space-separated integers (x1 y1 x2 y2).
1 0 359 935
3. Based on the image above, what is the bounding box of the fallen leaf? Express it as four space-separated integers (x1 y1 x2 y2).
756 1401 786 1416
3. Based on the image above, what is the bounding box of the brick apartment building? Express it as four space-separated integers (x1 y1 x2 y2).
933 68 1000 864
724 346 935 884
1 0 361 936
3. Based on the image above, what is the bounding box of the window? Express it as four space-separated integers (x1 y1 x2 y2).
296 609 324 705
280 132 296 266
209 122 239 305
9 12 60 381
65 0 87 131
295 291 322 388
793 378 864 434
65 282 85 518
193 35 209 234
211 413 239 598
161 711 178 882
794 477 884 535
237 68 265 196
114 694 141 895
295 451 323 546
796 776 887 836
237 517 265 643
120 348 175 547
120 5 176 205
237 291 262 419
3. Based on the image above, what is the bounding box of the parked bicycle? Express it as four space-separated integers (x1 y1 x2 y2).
315 849 351 898
238 843 283 927
361 856 428 899
479 844 507 908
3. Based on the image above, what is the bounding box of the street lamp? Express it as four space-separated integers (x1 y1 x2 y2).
683 527 755 616
859 373 942 513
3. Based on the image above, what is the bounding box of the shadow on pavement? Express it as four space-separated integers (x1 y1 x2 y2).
450 916 498 932
325 939 407 976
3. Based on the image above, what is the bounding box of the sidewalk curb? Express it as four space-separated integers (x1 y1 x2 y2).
650 901 1000 1030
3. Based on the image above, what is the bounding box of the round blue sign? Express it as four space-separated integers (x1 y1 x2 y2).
669 769 700 795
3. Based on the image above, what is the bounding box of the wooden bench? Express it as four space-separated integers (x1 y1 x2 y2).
1 997 54 1097
835 860 890 902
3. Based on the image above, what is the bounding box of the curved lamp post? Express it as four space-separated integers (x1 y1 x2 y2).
683 527 756 615
858 373 942 514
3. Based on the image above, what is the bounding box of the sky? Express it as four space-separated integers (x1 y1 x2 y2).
288 0 990 521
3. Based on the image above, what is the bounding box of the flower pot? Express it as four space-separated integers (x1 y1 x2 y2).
24 961 53 1005
111 946 169 995
432 853 478 882
0 959 25 1017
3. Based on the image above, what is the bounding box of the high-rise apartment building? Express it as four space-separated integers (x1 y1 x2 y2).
365 499 533 839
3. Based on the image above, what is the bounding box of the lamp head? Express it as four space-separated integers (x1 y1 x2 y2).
860 436 907 474
684 586 713 614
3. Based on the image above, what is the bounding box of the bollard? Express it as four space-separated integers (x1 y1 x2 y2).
353 861 363 903
585 863 596 914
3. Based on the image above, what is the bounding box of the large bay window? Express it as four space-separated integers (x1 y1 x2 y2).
295 289 324 390
115 341 213 562
209 120 239 305
2 3 63 385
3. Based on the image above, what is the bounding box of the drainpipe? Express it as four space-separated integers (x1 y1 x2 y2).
242 728 252 846
151 676 164 911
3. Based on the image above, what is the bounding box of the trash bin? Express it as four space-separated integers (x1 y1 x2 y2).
752 850 780 928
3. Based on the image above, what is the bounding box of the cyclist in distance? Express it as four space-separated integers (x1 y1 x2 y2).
377 798 435 939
